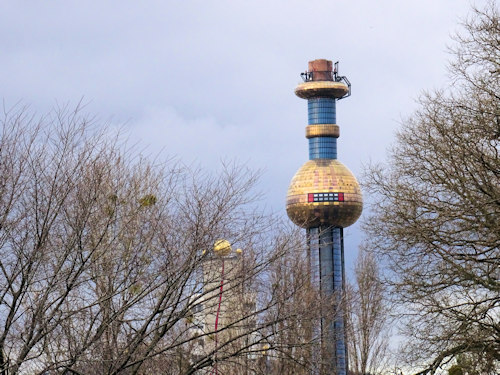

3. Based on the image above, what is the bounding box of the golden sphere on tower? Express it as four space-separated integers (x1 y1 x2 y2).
286 159 363 228
213 239 232 256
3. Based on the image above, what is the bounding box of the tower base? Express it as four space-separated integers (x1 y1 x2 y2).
307 226 348 375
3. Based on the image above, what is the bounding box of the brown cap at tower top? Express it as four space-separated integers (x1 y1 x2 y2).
308 59 333 81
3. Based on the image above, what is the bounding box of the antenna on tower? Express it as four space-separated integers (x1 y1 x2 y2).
333 61 351 99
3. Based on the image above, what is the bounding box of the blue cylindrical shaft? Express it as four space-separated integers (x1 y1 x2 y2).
308 98 337 160
308 98 336 124
318 226 346 375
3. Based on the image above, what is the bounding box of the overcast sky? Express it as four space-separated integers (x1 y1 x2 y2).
0 0 483 271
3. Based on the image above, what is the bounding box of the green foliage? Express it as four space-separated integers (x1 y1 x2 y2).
448 365 463 375
139 194 157 207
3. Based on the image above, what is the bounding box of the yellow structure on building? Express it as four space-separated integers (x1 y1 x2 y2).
188 240 258 374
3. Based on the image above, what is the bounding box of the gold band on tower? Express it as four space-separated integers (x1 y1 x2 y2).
305 124 340 139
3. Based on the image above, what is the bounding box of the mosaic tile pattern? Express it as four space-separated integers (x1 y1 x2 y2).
286 159 363 228
308 98 336 124
309 137 337 159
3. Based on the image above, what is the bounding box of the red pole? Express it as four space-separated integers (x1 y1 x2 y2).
210 259 225 375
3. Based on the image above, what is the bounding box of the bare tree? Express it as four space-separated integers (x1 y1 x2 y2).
346 247 391 375
0 104 313 375
246 226 365 375
260 228 322 375
362 2 499 374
